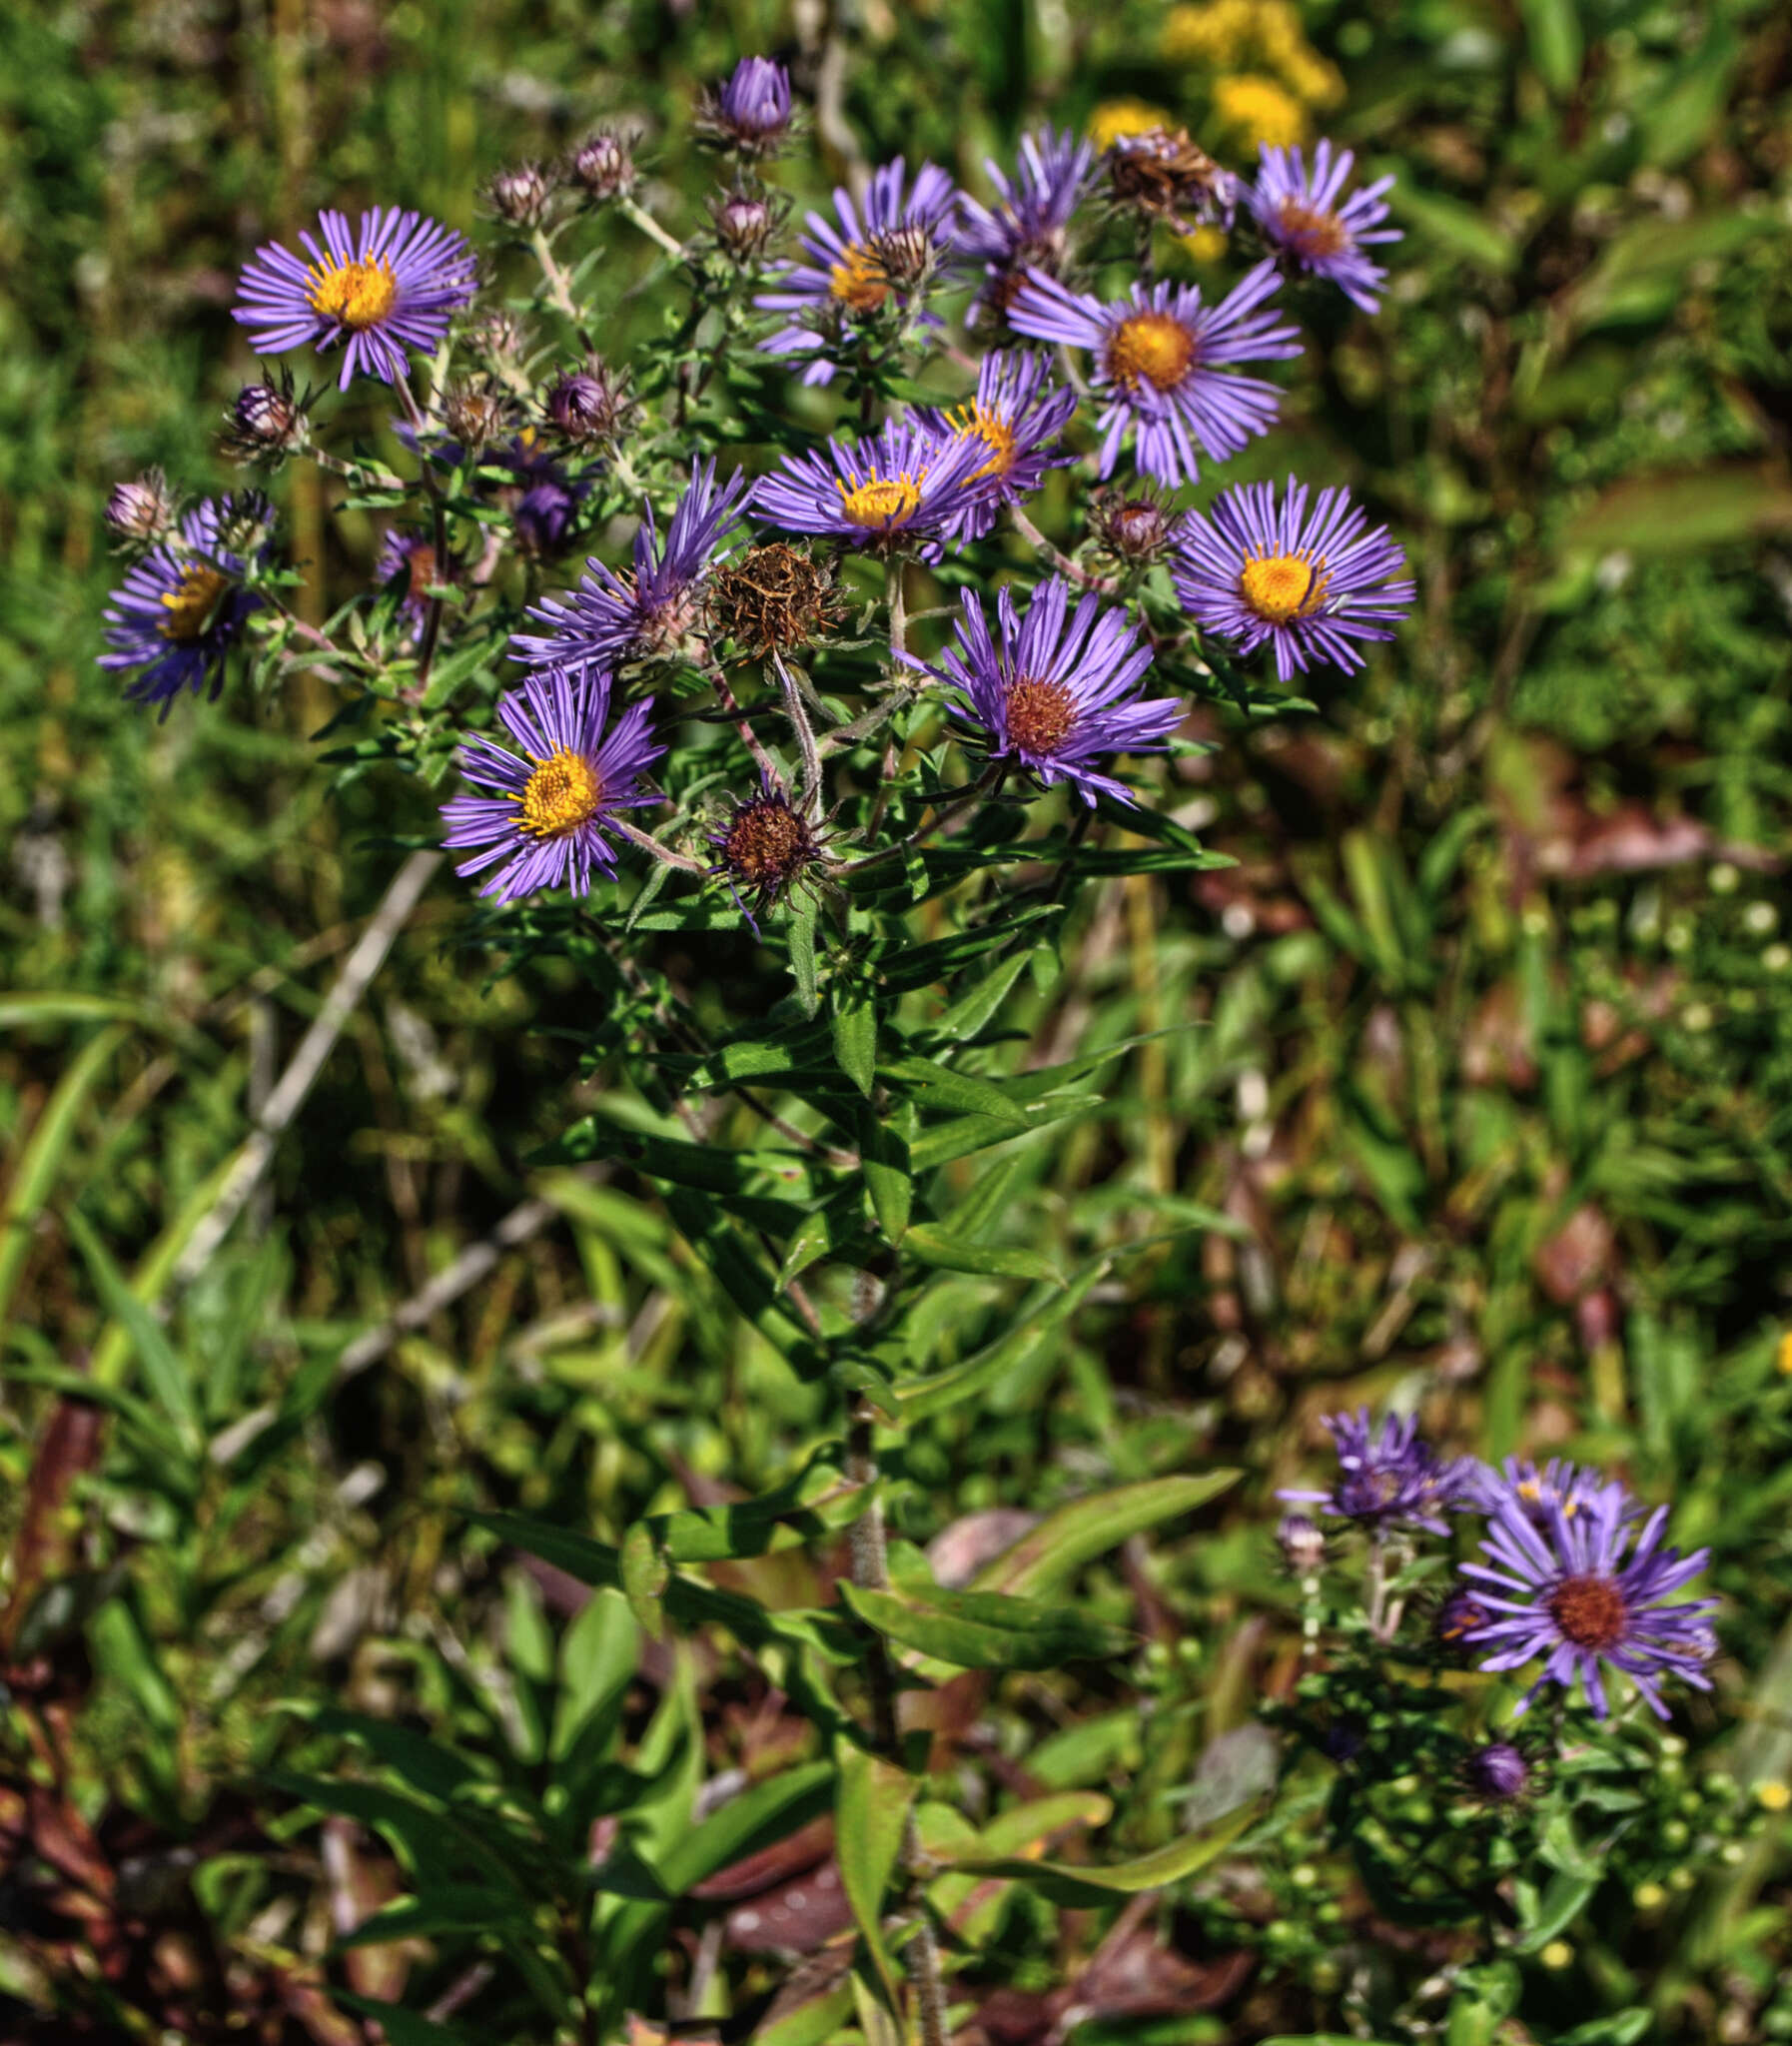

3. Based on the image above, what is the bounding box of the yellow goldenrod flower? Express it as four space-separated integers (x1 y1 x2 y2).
1776 1330 1792 1375
1758 1779 1792 1812
1162 0 1256 67
1213 73 1308 149
1089 99 1176 151
1177 225 1231 263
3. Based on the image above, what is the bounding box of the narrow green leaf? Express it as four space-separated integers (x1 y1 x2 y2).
839 1580 1129 1670
656 1759 835 1897
941 1796 1263 1904
880 1058 1028 1126
974 1472 1241 1598
750 1982 855 2046
835 1742 912 2005
832 983 877 1096
901 1225 1061 1284
65 1208 202 1451
896 1263 1106 1422
787 894 819 1017
622 1522 670 1639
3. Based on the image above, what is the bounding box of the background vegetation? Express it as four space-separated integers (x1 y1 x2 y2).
3 0 1791 2040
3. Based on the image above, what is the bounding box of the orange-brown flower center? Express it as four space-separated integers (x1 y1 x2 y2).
1107 311 1196 392
944 402 1019 481
1277 199 1350 259
1004 677 1078 755
1548 1573 1628 1651
838 472 923 529
517 747 602 838
307 254 400 330
405 544 438 601
724 799 810 885
1239 551 1330 625
828 245 891 314
159 565 230 642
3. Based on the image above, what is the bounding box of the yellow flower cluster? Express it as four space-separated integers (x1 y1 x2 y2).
1212 73 1309 149
1088 98 1177 152
1162 0 1344 110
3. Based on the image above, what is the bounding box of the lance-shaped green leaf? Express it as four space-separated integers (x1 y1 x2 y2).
838 1579 1129 1670
656 1759 835 1897
901 1225 1062 1285
973 1472 1240 1599
831 981 877 1096
897 1263 1107 1422
644 1452 871 1562
835 1742 912 2006
621 1522 670 1639
879 1058 1028 1127
937 1795 1264 1905
65 1208 202 1454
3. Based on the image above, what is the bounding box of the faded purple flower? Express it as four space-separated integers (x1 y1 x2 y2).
1281 1410 1476 1536
100 495 272 717
914 350 1078 540
441 666 661 901
1172 476 1413 681
755 158 962 386
917 574 1184 806
1007 261 1300 486
750 417 993 554
957 126 1093 318
1248 141 1400 313
377 527 440 642
1461 1486 1717 1720
234 207 476 391
514 458 748 668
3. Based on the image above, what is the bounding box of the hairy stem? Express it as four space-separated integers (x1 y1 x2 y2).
615 193 686 262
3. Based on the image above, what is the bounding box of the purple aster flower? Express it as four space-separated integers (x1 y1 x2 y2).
916 574 1184 806
914 350 1078 541
1465 1741 1530 1801
234 208 476 392
1248 141 1400 314
755 159 962 387
1460 1487 1717 1720
99 495 271 718
702 56 792 153
1471 1457 1627 1525
1007 261 1300 487
751 417 995 555
957 126 1093 318
706 778 830 930
1280 1409 1476 1537
441 666 661 902
1172 476 1414 681
513 458 748 669
376 527 440 642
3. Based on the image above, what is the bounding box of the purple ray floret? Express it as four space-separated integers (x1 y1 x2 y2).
513 459 748 669
1460 1485 1717 1720
957 126 1093 314
912 574 1183 806
234 207 476 391
1280 1409 1477 1536
376 526 438 642
914 350 1079 541
1470 1456 1635 1524
755 158 962 386
1006 260 1299 487
1173 476 1413 681
751 417 994 553
441 666 662 902
100 495 271 718
1248 141 1400 314
713 56 792 149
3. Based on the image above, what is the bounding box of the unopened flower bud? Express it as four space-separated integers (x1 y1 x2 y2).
224 379 309 465
1466 1741 1530 1802
709 189 775 260
699 56 793 154
467 309 531 368
444 380 511 452
486 162 554 229
544 363 626 445
1276 1512 1325 1574
569 130 636 202
105 469 176 544
1090 485 1180 565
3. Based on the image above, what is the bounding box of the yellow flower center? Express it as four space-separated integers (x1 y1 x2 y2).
1107 311 1196 393
517 747 602 838
944 402 1018 481
1239 551 1329 624
306 254 400 330
1003 677 1078 756
828 245 890 314
837 472 923 529
159 565 230 642
1277 199 1349 258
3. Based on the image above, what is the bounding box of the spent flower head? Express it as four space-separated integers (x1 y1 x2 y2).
708 542 841 658
1104 126 1239 232
958 126 1093 321
707 782 829 926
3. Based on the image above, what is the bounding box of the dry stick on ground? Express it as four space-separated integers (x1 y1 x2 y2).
172 849 442 1291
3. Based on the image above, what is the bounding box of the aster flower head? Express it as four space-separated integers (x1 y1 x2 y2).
1434 1587 1495 1656
100 494 272 718
708 542 842 658
234 207 477 392
1007 260 1300 487
377 527 442 643
920 575 1183 806
568 130 638 203
1249 141 1400 314
699 56 793 154
1089 482 1188 568
957 126 1093 319
1472 1456 1624 1526
222 370 312 467
1465 1741 1531 1802
709 187 783 263
485 161 556 230
488 431 588 560
914 350 1079 541
1461 1486 1717 1720
105 469 178 547
1105 126 1239 233
707 780 830 927
1172 476 1414 681
441 666 661 902
543 360 628 446
755 158 962 386
1280 1409 1476 1536
514 458 748 670
752 417 994 556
